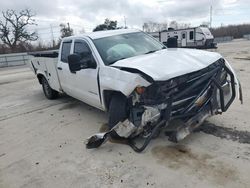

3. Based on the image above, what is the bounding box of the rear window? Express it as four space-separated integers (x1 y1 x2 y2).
61 41 72 63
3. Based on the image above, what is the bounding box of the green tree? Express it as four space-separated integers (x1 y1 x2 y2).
93 18 118 32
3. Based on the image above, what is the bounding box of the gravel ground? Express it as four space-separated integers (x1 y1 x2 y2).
0 39 250 188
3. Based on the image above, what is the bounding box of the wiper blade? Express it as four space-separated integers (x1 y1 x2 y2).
145 48 165 54
108 58 126 65
145 50 157 54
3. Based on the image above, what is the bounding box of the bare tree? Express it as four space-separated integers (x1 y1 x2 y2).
177 23 191 29
211 24 250 39
79 28 86 34
169 21 178 29
200 22 210 28
0 9 38 51
143 22 158 32
143 21 168 32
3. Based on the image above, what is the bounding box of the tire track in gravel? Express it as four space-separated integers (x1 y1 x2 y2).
0 102 67 122
0 77 35 86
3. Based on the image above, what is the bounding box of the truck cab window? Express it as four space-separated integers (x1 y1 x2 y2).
61 42 72 63
189 31 194 40
74 40 92 64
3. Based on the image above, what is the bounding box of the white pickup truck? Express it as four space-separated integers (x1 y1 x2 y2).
29 29 242 151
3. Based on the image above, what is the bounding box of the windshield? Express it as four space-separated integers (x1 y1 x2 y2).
93 32 165 65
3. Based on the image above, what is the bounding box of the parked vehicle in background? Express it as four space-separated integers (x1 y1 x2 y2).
149 27 217 49
29 29 241 152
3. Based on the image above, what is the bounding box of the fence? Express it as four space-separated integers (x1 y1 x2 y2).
243 34 250 40
214 36 234 43
0 52 31 68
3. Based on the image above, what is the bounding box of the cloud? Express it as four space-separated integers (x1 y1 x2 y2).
0 0 247 33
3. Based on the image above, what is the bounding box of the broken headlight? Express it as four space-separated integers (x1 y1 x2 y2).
220 69 228 84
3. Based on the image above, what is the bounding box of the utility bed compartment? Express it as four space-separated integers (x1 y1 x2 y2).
29 50 61 92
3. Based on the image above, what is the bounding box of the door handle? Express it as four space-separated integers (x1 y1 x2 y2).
57 67 62 70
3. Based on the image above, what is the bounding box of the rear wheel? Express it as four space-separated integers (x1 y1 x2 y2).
108 94 128 137
41 77 59 100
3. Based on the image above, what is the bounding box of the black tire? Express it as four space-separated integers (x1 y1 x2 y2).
41 77 59 100
108 94 128 137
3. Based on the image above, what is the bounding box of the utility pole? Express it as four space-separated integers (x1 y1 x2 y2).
124 16 127 28
210 5 212 28
50 24 55 47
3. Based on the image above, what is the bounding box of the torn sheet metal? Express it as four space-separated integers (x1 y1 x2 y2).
85 119 137 149
113 119 137 138
141 106 161 126
85 132 110 149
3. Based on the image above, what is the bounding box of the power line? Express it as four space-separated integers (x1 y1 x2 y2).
210 5 212 28
214 7 250 11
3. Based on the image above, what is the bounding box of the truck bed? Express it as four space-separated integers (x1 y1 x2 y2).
29 50 62 92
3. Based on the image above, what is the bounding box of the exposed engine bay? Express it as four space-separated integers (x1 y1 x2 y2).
86 58 242 152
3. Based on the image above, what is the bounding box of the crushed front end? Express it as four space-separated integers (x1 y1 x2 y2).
125 58 239 149
86 58 241 152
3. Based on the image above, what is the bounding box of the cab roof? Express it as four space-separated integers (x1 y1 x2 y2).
65 29 141 40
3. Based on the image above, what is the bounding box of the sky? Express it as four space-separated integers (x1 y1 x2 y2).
1 0 249 44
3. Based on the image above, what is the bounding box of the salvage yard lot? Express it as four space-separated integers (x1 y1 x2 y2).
0 39 250 188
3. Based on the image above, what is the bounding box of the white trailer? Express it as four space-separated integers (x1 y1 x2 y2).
150 27 217 49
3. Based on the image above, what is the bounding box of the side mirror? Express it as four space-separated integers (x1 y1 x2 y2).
68 53 97 73
68 54 81 72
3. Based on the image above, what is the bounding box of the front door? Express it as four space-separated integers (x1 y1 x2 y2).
181 32 187 47
57 39 101 109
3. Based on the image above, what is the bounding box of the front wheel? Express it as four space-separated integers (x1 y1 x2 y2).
41 77 59 100
108 94 128 137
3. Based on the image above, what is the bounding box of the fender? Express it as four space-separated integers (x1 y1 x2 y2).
99 66 151 110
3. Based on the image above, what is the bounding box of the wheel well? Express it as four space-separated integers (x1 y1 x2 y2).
37 74 45 84
103 90 126 111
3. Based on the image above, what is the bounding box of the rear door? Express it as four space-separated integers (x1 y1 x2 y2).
181 31 187 47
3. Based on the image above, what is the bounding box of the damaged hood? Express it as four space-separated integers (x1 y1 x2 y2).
111 48 222 81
